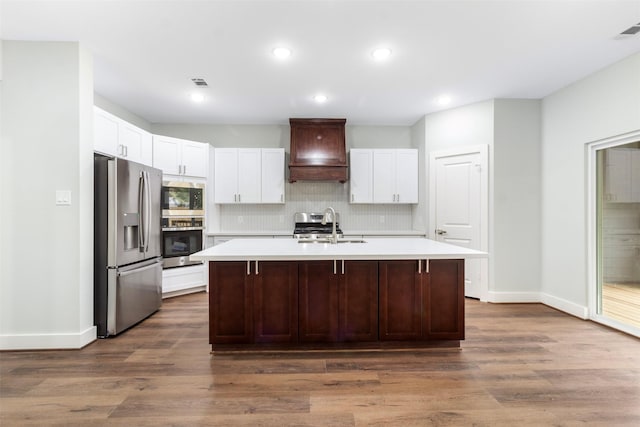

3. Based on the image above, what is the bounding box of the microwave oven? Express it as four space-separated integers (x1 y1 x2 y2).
161 181 205 217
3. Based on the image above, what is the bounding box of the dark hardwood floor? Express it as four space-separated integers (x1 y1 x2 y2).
2 292 640 426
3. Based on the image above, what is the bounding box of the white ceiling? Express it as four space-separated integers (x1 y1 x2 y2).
2 0 640 125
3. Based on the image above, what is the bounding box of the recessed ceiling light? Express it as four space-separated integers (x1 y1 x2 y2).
436 95 451 106
372 47 392 60
272 47 292 59
190 93 205 103
313 94 328 103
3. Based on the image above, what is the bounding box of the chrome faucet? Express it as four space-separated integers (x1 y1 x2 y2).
322 207 338 244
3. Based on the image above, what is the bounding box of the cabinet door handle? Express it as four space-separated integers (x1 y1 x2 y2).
396 194 399 202
255 260 259 275
238 194 241 203
341 260 345 275
333 260 337 275
425 259 429 273
183 165 186 175
246 260 251 275
418 259 421 274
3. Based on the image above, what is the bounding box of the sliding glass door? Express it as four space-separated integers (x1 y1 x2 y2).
594 140 640 336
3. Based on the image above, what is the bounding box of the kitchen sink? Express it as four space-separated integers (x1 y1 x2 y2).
297 238 367 244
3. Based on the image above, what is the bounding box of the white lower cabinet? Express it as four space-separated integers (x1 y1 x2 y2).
162 264 208 298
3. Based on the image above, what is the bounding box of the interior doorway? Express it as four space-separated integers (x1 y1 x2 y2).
588 131 640 338
429 145 488 300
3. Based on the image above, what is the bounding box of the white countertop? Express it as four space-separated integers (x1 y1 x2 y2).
206 230 426 237
191 237 487 261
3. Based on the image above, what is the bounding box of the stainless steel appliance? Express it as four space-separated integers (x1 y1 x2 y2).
293 211 343 239
161 180 204 217
161 216 204 268
94 155 163 337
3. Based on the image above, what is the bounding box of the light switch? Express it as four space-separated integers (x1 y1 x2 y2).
56 190 71 206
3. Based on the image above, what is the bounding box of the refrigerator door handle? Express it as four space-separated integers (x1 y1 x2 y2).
143 170 151 253
138 171 146 252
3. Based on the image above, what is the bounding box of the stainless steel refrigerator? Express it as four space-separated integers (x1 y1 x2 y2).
94 155 163 337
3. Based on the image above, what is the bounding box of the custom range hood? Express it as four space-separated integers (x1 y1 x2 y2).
288 118 348 183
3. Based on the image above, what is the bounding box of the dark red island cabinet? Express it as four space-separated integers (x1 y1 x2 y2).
379 259 465 341
298 260 378 343
208 258 463 349
209 261 298 345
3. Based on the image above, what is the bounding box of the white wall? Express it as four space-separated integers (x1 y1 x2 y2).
95 93 151 131
410 116 427 231
493 99 541 294
540 52 640 317
0 41 95 349
419 99 542 300
152 122 419 234
150 123 413 150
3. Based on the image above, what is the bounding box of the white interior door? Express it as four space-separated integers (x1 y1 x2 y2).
430 146 488 299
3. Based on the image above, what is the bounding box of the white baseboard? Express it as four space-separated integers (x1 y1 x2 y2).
540 293 589 319
486 291 542 303
0 326 97 350
486 291 589 320
162 285 207 299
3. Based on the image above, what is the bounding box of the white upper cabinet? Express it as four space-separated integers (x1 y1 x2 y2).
119 121 152 165
214 148 285 204
94 106 152 166
237 149 262 203
349 149 374 203
350 148 418 204
261 148 286 203
605 148 640 202
393 149 419 203
153 135 208 178
94 107 119 157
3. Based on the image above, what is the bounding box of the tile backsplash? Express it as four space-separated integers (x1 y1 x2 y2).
218 181 414 233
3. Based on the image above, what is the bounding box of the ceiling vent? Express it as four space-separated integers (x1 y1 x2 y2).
191 78 209 87
619 23 640 36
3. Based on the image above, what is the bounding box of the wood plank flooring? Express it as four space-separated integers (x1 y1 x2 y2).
2 292 640 426
603 282 640 329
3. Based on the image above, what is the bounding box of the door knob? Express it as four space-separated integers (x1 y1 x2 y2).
435 229 447 235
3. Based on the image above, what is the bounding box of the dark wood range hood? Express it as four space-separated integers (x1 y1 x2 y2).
288 118 348 183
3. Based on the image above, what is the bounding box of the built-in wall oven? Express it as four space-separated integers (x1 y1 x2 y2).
161 180 205 269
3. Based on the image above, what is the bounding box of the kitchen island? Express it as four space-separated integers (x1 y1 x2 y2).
191 238 486 351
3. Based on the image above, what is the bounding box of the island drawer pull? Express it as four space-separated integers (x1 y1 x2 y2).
255 260 259 275
246 260 250 275
341 259 345 275
333 260 337 275
418 259 421 274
